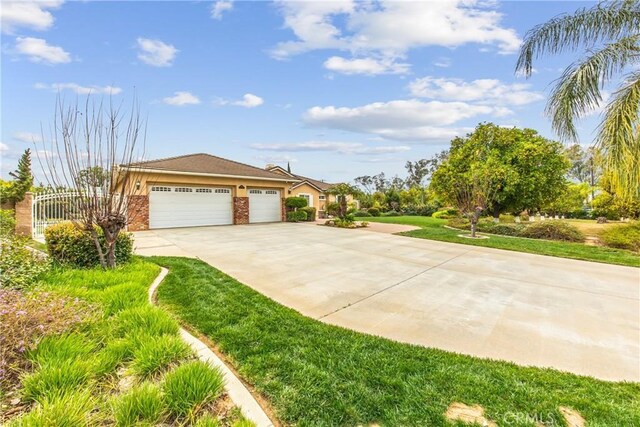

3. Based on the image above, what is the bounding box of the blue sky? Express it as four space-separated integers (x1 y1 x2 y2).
2 0 600 183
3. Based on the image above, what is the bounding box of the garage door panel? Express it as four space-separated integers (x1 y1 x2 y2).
249 189 281 223
149 186 232 229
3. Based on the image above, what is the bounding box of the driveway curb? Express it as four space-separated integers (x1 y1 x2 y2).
148 267 275 427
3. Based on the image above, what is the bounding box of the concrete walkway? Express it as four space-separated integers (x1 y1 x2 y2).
134 223 640 382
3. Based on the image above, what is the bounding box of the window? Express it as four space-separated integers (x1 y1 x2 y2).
151 186 171 192
265 190 278 195
319 195 326 200
249 189 262 194
196 188 212 193
298 193 313 207
215 189 231 194
174 187 193 193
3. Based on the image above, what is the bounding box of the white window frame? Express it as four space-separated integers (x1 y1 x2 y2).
297 193 313 207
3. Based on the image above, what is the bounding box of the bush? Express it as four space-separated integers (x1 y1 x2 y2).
353 210 371 217
111 306 178 339
382 210 400 217
9 390 96 426
130 334 191 378
498 214 515 223
286 210 307 222
417 204 438 217
432 209 458 219
326 202 340 217
21 358 93 402
367 207 380 217
28 334 95 368
518 221 585 242
0 209 16 237
285 197 308 209
163 361 225 418
111 382 164 426
0 237 49 289
565 208 590 219
0 289 93 391
486 223 524 236
101 282 148 316
600 222 640 252
45 222 133 268
447 218 524 236
299 206 316 221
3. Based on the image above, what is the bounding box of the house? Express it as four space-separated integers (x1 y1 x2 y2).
118 153 349 231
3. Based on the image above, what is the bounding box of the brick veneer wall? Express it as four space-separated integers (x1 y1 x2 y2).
15 192 33 237
127 195 149 231
233 197 249 224
281 198 287 221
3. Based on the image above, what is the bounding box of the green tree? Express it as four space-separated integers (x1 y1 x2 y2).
516 0 640 199
76 166 110 188
0 149 34 203
430 123 570 217
327 183 360 219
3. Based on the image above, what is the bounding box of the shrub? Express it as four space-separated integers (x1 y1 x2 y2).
93 338 136 377
432 209 458 219
367 207 380 217
45 222 133 268
0 209 16 237
353 210 371 217
101 282 147 316
163 361 225 419
417 204 438 217
487 224 524 236
0 289 93 391
21 358 93 402
0 237 49 289
285 197 308 209
565 208 590 219
518 221 585 242
111 306 178 339
498 214 515 223
111 382 164 427
600 222 640 252
286 210 307 222
299 206 316 221
326 202 340 216
382 210 400 217
9 390 96 426
130 334 191 378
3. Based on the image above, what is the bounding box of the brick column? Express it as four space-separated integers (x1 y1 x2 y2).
15 192 33 237
233 197 249 224
281 198 287 222
127 195 149 231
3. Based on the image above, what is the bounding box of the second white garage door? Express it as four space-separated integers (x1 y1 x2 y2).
149 186 233 229
248 189 281 223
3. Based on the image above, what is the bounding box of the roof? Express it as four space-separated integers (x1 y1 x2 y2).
267 166 333 191
124 153 296 181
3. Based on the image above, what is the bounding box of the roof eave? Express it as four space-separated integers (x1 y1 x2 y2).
121 167 301 183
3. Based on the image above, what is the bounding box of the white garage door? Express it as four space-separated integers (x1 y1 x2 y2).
249 189 281 223
149 186 233 229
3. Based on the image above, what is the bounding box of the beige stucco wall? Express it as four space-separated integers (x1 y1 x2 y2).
290 183 325 212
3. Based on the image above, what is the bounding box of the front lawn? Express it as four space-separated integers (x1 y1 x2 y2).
153 256 640 427
357 216 639 267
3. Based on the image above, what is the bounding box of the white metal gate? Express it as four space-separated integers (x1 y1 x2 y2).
32 191 126 241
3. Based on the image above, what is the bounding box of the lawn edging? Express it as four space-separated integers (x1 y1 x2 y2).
148 266 275 427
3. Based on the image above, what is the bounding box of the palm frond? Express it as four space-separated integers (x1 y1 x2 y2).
546 34 640 141
596 70 640 198
516 0 640 77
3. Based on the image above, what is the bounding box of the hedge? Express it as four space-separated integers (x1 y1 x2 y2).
286 211 307 222
45 222 133 268
299 207 316 221
517 221 585 242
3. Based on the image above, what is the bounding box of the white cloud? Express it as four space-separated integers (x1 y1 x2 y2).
211 0 233 20
256 154 298 164
218 93 264 108
15 37 70 64
408 76 544 106
0 142 9 153
34 82 122 95
324 56 409 75
252 141 411 155
271 0 521 64
433 57 451 68
1 0 63 34
136 38 178 67
13 132 43 143
162 91 201 106
304 99 498 141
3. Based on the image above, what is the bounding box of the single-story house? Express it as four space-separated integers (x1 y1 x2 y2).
118 153 352 231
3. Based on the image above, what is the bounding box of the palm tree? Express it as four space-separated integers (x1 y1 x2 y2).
516 0 640 199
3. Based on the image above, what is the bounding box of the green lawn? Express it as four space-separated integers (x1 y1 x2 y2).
153 256 640 427
357 216 639 267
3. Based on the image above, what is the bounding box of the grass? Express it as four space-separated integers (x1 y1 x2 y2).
7 258 248 426
358 216 639 267
163 360 225 419
154 256 640 427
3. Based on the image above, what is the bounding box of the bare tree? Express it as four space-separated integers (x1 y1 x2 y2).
450 172 496 238
36 95 146 269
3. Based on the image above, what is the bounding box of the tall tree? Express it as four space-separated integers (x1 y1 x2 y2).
516 0 640 199
1 149 34 203
405 159 430 188
37 96 146 269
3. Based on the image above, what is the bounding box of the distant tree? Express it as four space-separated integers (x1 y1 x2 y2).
0 149 33 203
372 172 388 193
354 175 374 194
516 0 640 199
405 159 430 188
76 166 110 188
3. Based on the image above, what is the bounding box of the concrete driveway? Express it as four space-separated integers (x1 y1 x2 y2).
134 223 640 381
